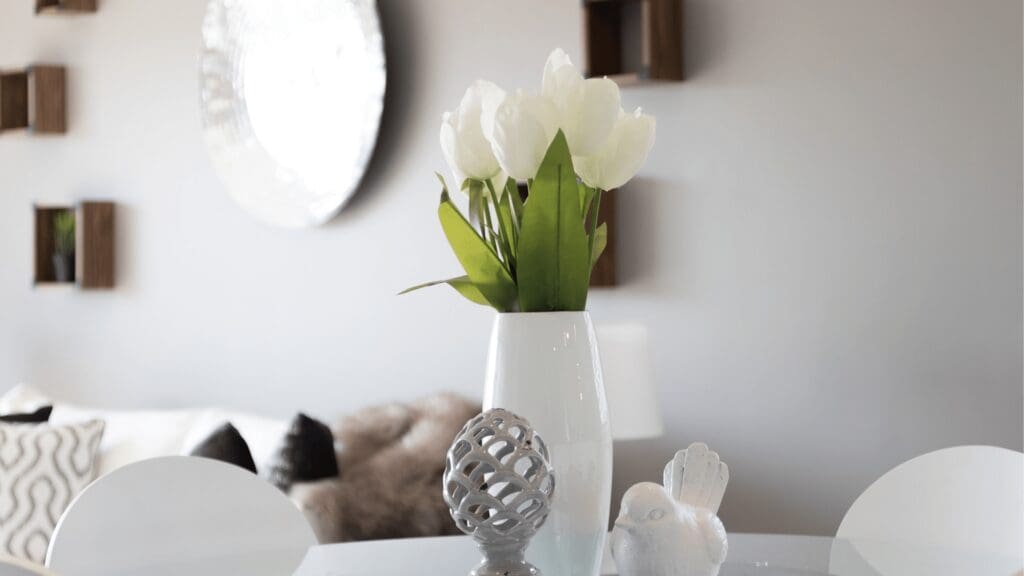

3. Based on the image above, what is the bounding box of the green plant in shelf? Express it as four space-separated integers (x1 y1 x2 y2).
402 49 656 312
53 211 76 255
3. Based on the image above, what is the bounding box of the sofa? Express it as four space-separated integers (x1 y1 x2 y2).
0 385 291 478
0 384 478 565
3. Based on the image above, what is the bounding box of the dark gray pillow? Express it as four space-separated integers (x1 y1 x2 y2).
269 413 339 491
0 405 53 423
190 422 258 474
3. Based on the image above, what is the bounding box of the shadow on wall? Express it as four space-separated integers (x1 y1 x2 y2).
607 176 702 297
682 0 742 81
613 177 662 290
329 0 421 221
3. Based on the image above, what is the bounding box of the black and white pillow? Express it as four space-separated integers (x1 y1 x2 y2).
0 419 105 563
268 413 339 491
190 422 258 474
0 406 53 424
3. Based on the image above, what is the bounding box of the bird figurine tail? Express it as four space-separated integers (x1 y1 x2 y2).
662 443 729 515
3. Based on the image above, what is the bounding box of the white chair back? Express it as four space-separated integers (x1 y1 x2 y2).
832 445 1023 574
0 554 58 576
46 456 316 576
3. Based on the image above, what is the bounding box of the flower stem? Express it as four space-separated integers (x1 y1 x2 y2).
586 188 603 257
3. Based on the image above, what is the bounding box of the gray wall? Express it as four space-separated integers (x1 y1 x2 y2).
0 0 1020 535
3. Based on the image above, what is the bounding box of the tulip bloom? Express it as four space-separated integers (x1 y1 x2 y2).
574 108 656 191
542 48 621 158
440 80 506 187
487 90 560 181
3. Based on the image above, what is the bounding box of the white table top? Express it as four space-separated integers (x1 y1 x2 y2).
80 533 1022 576
290 533 1024 576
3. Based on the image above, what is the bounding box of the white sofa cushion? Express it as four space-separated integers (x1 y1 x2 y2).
54 406 200 477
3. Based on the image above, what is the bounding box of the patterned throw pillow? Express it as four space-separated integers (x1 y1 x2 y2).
0 419 105 563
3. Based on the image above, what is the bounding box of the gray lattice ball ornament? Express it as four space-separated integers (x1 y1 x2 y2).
443 408 556 576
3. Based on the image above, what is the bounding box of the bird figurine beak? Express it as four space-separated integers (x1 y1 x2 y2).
613 516 636 532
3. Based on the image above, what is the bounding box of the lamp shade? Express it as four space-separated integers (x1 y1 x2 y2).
596 323 664 440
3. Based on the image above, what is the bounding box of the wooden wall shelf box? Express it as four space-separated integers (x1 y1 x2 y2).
36 0 97 14
0 65 66 134
583 0 684 84
33 202 115 289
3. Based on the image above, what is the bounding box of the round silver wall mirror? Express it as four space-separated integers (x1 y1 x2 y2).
200 0 386 227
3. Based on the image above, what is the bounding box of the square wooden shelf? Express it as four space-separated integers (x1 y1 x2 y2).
0 65 66 134
583 0 684 84
0 72 29 131
34 202 115 289
36 0 97 14
34 206 75 285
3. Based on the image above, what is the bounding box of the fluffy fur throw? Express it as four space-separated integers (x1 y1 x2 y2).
290 393 479 543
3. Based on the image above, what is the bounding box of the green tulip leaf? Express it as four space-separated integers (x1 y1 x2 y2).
590 222 608 270
399 275 491 307
517 131 590 311
438 190 517 311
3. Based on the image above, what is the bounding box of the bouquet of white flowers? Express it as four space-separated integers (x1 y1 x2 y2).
403 48 655 312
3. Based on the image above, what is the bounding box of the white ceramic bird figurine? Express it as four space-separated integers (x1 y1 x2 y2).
611 443 730 576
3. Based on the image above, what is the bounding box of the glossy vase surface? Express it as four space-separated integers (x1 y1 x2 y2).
482 311 612 576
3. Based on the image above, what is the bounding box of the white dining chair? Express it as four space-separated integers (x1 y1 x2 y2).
46 456 316 576
0 555 58 576
831 445 1024 575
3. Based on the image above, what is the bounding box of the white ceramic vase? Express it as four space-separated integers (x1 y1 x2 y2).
483 311 613 576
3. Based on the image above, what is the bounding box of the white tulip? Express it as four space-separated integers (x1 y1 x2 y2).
440 80 506 187
542 48 621 157
541 48 579 107
574 108 656 190
487 90 560 181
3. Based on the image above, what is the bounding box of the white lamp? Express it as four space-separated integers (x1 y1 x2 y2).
596 323 665 440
